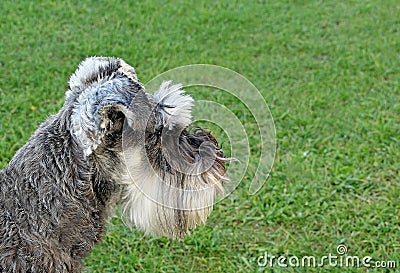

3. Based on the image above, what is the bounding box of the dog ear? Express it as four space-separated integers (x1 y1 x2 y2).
69 72 140 157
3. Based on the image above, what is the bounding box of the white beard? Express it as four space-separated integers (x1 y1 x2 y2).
120 147 226 239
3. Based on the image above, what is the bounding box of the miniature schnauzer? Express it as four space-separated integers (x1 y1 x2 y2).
0 57 228 272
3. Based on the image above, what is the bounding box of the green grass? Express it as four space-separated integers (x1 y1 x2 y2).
1 0 399 272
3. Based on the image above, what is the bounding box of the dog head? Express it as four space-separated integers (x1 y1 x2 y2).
68 57 229 239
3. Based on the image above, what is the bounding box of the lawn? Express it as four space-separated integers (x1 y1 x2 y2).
0 0 399 272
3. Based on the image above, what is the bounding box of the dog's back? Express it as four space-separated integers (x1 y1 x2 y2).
0 113 107 272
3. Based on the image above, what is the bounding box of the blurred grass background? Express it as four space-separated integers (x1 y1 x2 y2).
0 0 399 272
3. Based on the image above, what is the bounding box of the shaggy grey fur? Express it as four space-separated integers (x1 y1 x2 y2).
0 57 228 272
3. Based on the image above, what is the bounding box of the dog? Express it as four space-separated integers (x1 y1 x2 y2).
0 57 229 272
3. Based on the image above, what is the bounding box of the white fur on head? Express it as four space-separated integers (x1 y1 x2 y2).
67 57 138 99
69 57 113 90
153 81 194 130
